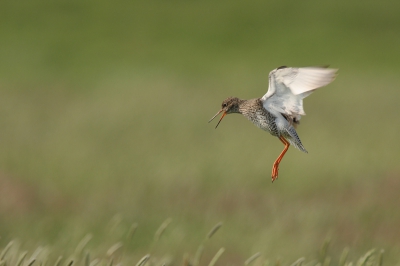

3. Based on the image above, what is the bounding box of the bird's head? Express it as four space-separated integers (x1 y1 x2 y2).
208 97 241 128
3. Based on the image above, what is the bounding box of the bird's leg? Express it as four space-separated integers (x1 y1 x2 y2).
271 136 290 182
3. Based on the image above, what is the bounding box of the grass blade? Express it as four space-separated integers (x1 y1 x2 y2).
89 259 99 266
319 239 330 263
377 249 384 266
127 223 138 241
0 241 13 260
207 222 223 240
245 252 261 266
27 258 36 266
289 257 305 266
16 251 28 266
75 235 92 255
155 218 172 242
193 245 204 266
84 253 90 266
208 248 225 266
339 248 349 266
53 256 63 266
136 254 150 266
356 249 375 266
107 242 123 257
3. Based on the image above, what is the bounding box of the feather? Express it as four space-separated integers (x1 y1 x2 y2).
261 66 337 120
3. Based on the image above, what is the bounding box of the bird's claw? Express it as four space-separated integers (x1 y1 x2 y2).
271 167 279 182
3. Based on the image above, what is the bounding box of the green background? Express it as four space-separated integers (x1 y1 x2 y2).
0 0 399 265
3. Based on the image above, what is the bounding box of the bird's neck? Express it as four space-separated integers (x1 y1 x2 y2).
238 98 261 114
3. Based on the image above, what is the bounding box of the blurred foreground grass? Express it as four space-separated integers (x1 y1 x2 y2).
0 221 387 266
1 0 400 265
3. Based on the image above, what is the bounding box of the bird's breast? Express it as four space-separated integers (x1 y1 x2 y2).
240 99 279 136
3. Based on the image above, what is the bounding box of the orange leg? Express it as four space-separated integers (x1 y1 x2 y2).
271 136 290 182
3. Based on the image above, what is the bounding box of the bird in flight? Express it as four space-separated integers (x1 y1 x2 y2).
209 66 337 182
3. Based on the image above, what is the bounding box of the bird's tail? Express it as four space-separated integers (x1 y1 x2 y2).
284 126 308 153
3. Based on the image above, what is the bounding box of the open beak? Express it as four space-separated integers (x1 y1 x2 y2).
208 109 227 129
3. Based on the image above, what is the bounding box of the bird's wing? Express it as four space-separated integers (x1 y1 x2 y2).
261 66 337 118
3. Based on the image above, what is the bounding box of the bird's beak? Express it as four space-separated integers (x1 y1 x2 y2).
208 109 227 129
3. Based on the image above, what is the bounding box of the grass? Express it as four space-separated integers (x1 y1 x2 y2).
0 222 387 266
1 0 400 265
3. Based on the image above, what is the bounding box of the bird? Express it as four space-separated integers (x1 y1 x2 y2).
209 66 337 182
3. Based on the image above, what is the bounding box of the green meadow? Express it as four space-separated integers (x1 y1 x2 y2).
0 0 400 265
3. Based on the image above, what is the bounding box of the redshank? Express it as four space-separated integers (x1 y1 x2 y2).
209 66 337 182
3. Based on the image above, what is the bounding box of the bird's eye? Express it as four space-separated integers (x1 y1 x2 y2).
222 103 227 108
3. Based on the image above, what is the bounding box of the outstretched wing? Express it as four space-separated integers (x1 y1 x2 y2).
261 66 337 120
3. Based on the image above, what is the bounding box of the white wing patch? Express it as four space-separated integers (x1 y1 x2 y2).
261 66 337 119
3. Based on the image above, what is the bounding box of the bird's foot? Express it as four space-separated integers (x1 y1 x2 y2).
271 166 279 182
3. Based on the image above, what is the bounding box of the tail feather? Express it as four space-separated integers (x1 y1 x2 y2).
284 126 308 153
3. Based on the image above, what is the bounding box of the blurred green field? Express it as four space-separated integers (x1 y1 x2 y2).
1 0 400 265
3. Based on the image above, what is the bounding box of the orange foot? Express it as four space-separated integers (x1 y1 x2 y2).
271 165 279 182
